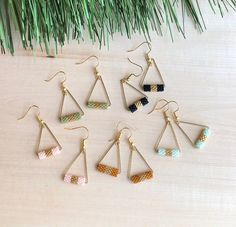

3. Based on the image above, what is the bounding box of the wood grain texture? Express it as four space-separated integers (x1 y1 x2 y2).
0 6 236 227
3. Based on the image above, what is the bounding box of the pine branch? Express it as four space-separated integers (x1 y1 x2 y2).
0 0 235 54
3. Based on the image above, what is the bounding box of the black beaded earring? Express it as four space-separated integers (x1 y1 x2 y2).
128 42 165 92
120 58 149 113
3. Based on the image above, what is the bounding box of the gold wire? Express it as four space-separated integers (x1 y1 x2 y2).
140 57 165 87
127 41 152 54
127 137 152 178
64 126 89 183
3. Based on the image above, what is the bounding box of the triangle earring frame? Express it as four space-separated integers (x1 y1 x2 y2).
174 119 210 149
96 133 122 177
59 86 84 124
63 139 88 185
127 138 153 184
86 73 111 110
140 55 165 92
155 111 181 158
37 120 62 160
120 75 149 113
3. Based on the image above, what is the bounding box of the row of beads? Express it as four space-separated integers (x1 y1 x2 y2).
157 148 180 158
38 146 61 160
96 163 119 177
64 174 86 185
128 97 149 113
87 101 110 109
60 112 82 123
194 127 211 149
143 84 164 92
130 171 153 184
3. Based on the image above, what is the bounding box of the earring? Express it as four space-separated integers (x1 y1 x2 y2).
76 55 111 109
96 127 126 177
169 100 211 149
63 126 89 185
128 42 165 92
127 132 153 184
45 71 84 123
120 58 149 113
149 99 181 158
18 105 62 159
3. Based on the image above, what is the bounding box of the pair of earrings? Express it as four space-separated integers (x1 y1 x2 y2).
18 105 90 185
96 125 153 184
120 42 165 113
149 99 211 157
44 56 111 123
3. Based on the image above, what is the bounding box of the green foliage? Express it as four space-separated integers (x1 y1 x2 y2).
0 0 235 54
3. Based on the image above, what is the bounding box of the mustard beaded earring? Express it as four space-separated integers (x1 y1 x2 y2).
63 126 89 185
126 131 153 184
45 71 84 123
149 99 181 158
96 127 124 177
120 58 149 113
18 105 62 159
128 41 165 92
76 55 111 109
168 100 211 149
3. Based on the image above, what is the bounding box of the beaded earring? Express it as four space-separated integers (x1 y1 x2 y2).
128 41 165 92
120 58 149 113
18 105 62 159
63 126 89 185
96 127 124 177
45 71 84 123
127 132 153 184
149 99 181 158
76 55 111 109
168 100 211 149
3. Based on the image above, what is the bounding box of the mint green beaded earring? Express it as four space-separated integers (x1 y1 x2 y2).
148 99 181 158
169 100 211 149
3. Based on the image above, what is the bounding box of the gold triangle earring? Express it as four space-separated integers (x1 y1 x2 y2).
63 126 89 185
76 55 111 109
96 126 125 177
168 100 211 149
18 105 62 159
149 99 181 158
128 41 165 92
120 58 149 113
45 71 84 123
126 130 153 184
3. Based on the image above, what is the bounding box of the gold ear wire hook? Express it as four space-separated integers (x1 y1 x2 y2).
127 41 152 55
44 71 66 83
75 55 99 69
148 99 169 115
64 126 89 140
17 105 42 122
127 58 143 77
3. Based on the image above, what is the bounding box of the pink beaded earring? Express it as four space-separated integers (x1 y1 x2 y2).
63 126 89 185
18 105 62 159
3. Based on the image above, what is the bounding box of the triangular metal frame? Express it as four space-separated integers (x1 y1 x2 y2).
140 55 165 92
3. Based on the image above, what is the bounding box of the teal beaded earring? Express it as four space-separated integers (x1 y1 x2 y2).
149 99 181 158
168 100 211 149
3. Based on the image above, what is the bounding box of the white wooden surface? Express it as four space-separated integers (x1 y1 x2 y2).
1 6 236 227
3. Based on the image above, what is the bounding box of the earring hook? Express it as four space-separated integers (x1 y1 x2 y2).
127 58 143 77
17 105 40 120
167 100 179 114
127 41 152 55
44 71 66 83
64 126 89 140
75 55 99 69
148 99 169 115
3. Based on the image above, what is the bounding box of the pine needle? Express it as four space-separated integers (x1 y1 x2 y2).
0 0 235 54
